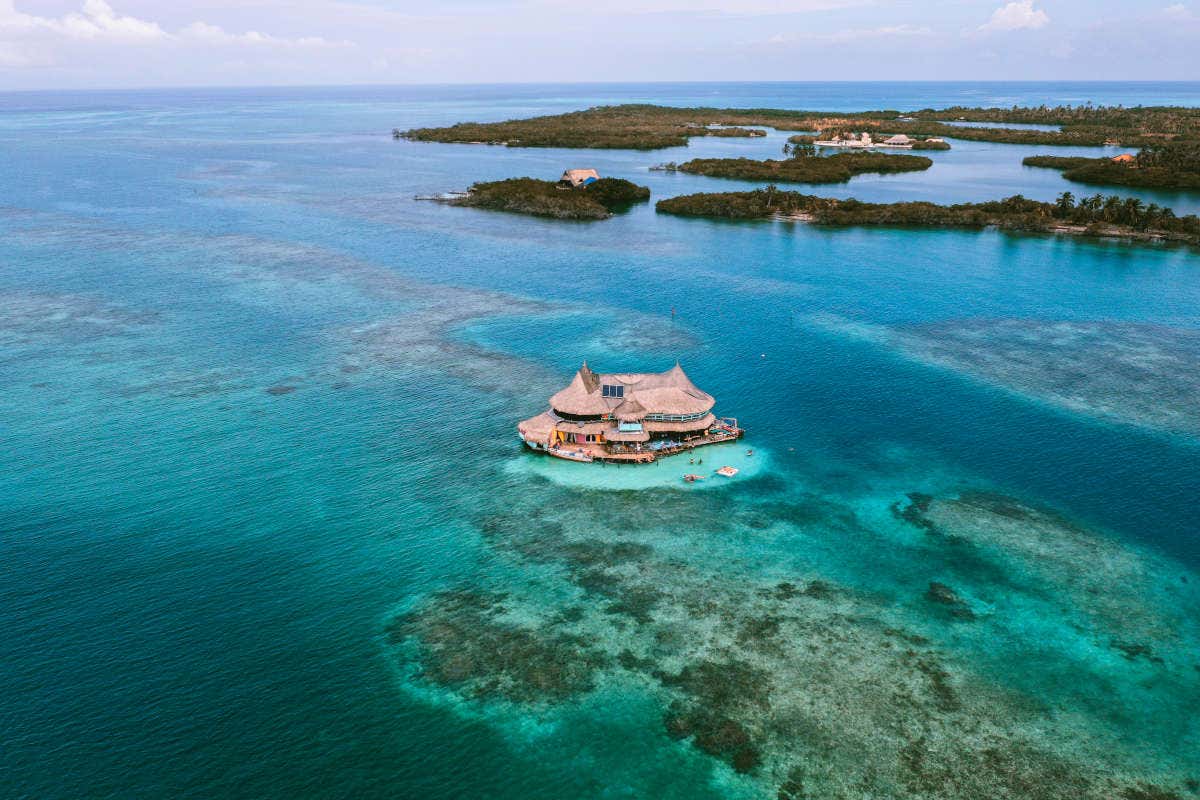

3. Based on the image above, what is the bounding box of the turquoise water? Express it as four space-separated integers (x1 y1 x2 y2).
2 83 1199 799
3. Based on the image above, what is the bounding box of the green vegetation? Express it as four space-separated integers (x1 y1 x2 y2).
402 106 783 149
655 189 1200 247
905 138 952 151
452 177 650 220
1024 143 1200 189
670 152 932 184
915 104 1200 136
876 123 1102 147
401 104 1200 151
1022 156 1095 171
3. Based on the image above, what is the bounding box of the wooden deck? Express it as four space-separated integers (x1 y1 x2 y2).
537 423 745 465
592 428 744 464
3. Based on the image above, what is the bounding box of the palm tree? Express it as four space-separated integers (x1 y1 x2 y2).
1122 197 1144 227
1055 191 1075 216
1101 195 1122 223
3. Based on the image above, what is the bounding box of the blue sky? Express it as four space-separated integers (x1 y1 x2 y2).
0 0 1196 89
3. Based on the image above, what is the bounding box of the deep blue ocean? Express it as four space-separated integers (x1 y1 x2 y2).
2 83 1199 799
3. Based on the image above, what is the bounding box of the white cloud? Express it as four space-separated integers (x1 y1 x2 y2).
0 1 350 70
978 0 1049 32
0 0 166 41
1163 3 1192 18
64 0 167 40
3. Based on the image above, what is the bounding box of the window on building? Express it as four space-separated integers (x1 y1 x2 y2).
601 384 624 398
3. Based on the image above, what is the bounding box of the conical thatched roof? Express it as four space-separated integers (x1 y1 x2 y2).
613 397 647 422
549 362 714 418
549 362 608 416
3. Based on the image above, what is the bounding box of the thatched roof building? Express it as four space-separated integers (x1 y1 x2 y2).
518 362 739 462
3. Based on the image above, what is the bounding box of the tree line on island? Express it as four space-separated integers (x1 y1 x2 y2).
658 151 932 184
1024 142 1200 190
399 104 1200 151
654 189 1200 248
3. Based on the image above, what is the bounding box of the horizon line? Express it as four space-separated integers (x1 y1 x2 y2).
3 78 1200 96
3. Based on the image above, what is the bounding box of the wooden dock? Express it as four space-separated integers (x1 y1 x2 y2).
561 427 744 465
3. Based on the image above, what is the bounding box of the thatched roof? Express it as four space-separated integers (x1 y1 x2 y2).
516 411 557 445
549 362 608 415
613 397 647 422
549 362 714 418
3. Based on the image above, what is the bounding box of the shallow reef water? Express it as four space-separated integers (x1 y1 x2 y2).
388 462 1200 800
0 290 159 349
810 314 1200 441
504 442 767 491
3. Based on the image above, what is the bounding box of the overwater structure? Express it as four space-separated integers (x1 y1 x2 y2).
517 362 743 463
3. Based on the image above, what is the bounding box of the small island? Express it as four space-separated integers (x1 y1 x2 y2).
1023 144 1200 190
400 106 775 149
517 362 744 465
664 152 932 184
449 171 651 220
398 104 1200 151
655 189 1200 248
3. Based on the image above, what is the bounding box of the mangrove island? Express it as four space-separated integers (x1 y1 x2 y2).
1023 143 1200 190
662 151 932 184
655 190 1200 248
449 171 651 220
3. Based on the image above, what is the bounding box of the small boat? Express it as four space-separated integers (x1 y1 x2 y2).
683 473 705 483
715 466 739 477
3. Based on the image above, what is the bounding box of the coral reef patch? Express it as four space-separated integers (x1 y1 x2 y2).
386 481 1200 799
387 589 609 704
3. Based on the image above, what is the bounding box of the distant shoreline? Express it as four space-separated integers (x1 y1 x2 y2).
399 103 1200 150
